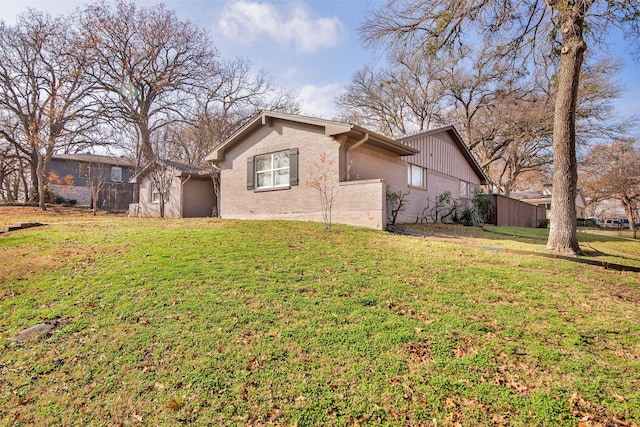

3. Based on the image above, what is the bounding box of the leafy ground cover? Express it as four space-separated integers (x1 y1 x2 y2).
1 208 639 426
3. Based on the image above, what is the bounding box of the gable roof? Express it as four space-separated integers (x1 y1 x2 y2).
52 153 134 167
130 159 211 183
204 111 418 162
400 126 489 185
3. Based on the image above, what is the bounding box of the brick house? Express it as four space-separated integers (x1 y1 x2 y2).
204 111 487 229
49 154 136 211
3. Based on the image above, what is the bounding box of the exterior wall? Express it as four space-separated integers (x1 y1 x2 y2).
348 135 480 224
49 184 92 205
219 120 387 229
182 178 215 217
49 157 135 210
49 157 134 186
403 131 482 184
347 145 425 224
136 175 182 218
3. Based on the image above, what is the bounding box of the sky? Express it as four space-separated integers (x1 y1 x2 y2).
1 0 639 124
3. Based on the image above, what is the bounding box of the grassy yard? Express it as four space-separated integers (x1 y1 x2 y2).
1 208 639 426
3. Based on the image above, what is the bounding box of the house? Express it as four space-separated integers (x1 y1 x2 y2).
204 111 488 229
49 154 136 211
129 159 216 218
510 184 588 219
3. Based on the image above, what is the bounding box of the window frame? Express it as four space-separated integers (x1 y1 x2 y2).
407 163 427 189
255 151 290 190
459 180 470 199
150 185 168 203
111 166 123 182
247 148 298 191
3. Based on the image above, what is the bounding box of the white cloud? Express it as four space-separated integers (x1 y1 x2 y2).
218 1 344 54
297 83 344 119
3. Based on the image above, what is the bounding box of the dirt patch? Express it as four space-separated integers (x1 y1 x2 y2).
0 247 68 286
0 205 124 225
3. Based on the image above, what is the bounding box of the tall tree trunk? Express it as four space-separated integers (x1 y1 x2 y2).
36 151 47 211
546 3 590 255
29 150 39 203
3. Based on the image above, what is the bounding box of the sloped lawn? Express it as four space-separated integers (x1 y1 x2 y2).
1 215 639 426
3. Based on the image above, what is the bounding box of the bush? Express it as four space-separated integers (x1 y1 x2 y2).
458 205 483 226
472 189 494 223
455 189 494 227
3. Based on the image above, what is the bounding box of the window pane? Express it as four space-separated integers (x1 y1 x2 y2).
274 152 289 169
111 167 122 182
410 165 421 187
255 155 272 172
257 171 272 188
460 181 468 198
255 151 291 189
274 169 290 186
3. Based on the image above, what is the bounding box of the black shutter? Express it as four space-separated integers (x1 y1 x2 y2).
247 156 255 190
289 148 299 186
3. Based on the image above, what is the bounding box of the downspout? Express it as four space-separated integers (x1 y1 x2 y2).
345 132 368 180
181 174 192 218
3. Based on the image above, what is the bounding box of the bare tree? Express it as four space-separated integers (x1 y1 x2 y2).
361 0 640 254
78 0 219 168
336 51 446 138
579 139 640 232
0 10 98 209
306 153 342 230
168 58 299 164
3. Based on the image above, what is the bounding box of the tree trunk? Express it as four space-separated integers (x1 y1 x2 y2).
546 4 589 255
36 152 47 211
622 196 636 232
29 150 39 203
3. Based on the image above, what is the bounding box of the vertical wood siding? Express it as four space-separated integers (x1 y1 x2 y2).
403 133 481 185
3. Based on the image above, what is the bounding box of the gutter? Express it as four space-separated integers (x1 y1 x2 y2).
345 132 369 179
180 174 192 218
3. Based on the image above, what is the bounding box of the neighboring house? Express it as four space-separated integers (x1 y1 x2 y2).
129 159 216 218
510 184 588 219
204 111 488 229
49 154 135 211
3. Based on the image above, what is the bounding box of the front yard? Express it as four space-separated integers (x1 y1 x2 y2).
1 208 639 425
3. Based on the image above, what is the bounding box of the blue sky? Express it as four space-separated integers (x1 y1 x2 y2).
1 0 638 123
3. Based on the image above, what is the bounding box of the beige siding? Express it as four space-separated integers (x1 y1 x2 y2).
403 132 481 185
137 175 182 218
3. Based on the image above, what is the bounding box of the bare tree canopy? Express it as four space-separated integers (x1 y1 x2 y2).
336 50 446 137
78 0 219 168
580 139 640 230
0 9 98 209
361 0 640 254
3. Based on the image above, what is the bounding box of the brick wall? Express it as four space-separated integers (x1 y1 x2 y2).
50 184 91 205
219 121 388 229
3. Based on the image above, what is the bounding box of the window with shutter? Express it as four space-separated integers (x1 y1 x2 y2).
248 149 298 191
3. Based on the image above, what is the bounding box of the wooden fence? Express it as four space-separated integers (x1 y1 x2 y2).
487 195 547 228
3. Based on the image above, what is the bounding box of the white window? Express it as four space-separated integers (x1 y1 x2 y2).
111 166 122 182
151 185 168 203
459 180 469 199
255 151 290 189
408 164 427 188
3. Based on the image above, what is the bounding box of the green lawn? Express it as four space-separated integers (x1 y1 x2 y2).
1 214 639 426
